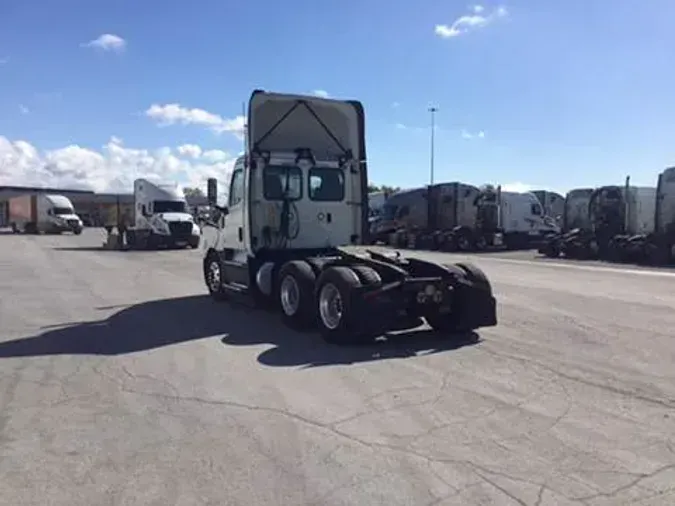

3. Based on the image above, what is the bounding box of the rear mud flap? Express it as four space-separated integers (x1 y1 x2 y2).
452 285 498 330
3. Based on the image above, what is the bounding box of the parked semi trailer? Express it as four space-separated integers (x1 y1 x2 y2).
201 90 498 343
101 199 135 234
9 194 83 234
372 183 559 251
540 169 675 265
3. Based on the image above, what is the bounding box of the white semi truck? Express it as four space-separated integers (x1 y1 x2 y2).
124 179 201 249
540 169 675 264
372 183 559 251
201 90 497 343
8 194 83 234
532 190 565 225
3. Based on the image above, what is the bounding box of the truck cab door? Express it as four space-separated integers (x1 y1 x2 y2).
221 166 246 253
528 202 543 234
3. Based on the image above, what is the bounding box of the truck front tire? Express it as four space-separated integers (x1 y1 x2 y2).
204 253 228 301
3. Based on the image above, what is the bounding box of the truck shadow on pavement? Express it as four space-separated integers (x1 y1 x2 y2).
0 295 480 367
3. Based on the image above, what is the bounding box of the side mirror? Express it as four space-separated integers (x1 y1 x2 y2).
214 205 228 216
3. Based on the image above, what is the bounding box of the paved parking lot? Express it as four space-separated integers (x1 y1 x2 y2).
1 228 674 505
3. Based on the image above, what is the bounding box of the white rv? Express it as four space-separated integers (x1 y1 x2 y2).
9 194 83 234
125 179 201 249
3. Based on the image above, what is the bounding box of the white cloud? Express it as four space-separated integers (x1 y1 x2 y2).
435 5 507 38
81 34 127 52
391 102 400 108
311 89 330 98
19 104 29 115
176 145 229 163
176 144 202 158
395 123 407 130
145 103 245 139
0 136 235 199
461 129 486 139
201 149 229 163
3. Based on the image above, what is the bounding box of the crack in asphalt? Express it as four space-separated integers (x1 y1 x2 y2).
94 360 675 505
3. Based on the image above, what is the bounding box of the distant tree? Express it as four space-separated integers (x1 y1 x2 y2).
183 187 205 198
368 184 400 195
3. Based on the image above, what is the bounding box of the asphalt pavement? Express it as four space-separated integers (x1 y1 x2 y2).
1 228 674 506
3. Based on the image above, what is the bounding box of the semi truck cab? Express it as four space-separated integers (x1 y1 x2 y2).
9 194 83 234
125 179 201 249
201 90 498 343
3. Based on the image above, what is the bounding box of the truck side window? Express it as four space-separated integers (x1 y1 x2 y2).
309 168 345 201
263 166 302 201
229 169 245 207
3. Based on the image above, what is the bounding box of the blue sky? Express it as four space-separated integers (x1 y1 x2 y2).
1 0 674 194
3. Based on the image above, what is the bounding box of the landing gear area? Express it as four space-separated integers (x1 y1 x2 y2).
203 249 497 345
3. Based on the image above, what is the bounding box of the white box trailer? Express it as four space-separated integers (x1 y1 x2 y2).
8 194 83 234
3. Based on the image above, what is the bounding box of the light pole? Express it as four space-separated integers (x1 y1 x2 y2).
428 106 438 186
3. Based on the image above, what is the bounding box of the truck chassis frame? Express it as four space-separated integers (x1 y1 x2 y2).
203 246 497 344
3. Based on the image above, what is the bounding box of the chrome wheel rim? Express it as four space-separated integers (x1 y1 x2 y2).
207 260 221 292
319 283 343 330
280 275 300 316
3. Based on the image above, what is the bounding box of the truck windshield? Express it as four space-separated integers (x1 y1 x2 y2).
154 201 187 213
53 207 74 215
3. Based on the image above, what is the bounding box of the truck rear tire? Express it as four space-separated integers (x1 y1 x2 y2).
278 260 317 330
350 264 382 287
315 266 366 345
645 243 669 266
126 230 136 249
456 230 473 251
